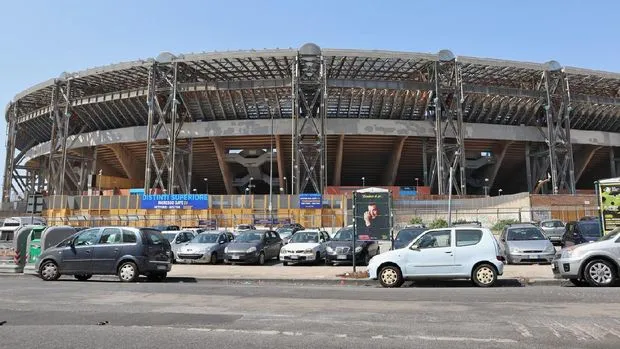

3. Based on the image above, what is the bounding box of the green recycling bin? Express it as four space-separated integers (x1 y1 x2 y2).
27 226 46 264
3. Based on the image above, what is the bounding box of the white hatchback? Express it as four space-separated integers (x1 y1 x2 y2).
368 227 504 287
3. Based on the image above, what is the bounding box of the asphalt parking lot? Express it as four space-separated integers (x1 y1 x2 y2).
0 277 619 349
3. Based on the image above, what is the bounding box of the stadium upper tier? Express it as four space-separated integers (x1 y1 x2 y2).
6 47 620 151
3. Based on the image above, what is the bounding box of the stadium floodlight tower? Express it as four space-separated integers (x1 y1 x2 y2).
291 43 327 194
429 49 466 196
143 52 193 195
528 60 576 195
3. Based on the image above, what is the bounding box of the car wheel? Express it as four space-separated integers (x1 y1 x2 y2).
584 259 616 287
74 274 92 281
118 261 139 282
568 278 589 287
283 262 289 266
362 253 371 266
257 252 266 265
147 272 167 282
210 253 217 265
39 261 61 281
378 265 404 288
472 264 497 287
171 252 176 264
314 252 321 265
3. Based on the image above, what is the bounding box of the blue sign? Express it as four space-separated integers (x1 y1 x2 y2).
140 194 208 210
399 186 417 196
129 188 145 195
299 193 322 209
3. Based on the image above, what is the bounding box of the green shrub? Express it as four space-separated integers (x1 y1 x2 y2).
429 218 449 229
492 219 519 232
409 217 424 225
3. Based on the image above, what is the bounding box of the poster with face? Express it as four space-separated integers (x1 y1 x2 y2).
354 191 391 240
600 182 620 233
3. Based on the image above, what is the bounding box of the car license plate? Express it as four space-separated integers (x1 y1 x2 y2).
157 265 167 270
231 255 240 260
290 255 299 260
337 255 347 260
529 255 538 259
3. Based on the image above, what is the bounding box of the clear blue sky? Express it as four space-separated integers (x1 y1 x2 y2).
1 0 619 181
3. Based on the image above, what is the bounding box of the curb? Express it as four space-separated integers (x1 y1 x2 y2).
0 272 564 287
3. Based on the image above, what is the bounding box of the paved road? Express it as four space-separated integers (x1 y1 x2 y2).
0 276 619 349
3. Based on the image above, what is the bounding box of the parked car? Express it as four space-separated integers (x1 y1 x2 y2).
280 229 330 265
276 226 303 245
161 230 197 262
224 230 282 265
325 226 380 266
234 224 255 236
499 224 555 264
561 220 603 247
176 231 235 264
368 227 504 288
36 227 172 282
552 227 620 287
279 223 304 230
579 216 599 222
538 220 566 244
152 225 180 231
393 227 426 250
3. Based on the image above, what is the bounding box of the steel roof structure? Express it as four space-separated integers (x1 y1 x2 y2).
3 44 620 201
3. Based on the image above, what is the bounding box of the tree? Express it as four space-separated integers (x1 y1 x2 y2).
429 218 448 229
409 217 424 225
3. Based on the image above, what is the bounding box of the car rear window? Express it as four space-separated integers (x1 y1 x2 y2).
141 229 165 245
122 230 138 243
456 229 483 247
578 223 602 237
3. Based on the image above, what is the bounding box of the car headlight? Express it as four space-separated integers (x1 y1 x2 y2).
545 244 555 253
303 248 313 253
247 246 257 253
562 247 583 259
280 247 287 254
326 246 334 253
355 246 363 253
510 248 521 253
224 247 229 253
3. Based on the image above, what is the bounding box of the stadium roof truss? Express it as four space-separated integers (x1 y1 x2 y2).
3 45 620 200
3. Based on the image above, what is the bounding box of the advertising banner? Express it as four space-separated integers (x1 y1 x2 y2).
353 190 391 240
299 193 322 209
140 194 208 210
598 179 620 233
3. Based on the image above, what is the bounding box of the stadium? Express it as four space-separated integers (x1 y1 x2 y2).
3 43 620 203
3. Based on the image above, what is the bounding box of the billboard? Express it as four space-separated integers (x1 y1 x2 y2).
140 194 208 210
353 190 392 240
597 179 620 233
299 193 322 209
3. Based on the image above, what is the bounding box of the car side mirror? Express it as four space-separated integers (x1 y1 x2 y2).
501 238 506 242
410 244 420 251
219 240 225 244
175 238 182 243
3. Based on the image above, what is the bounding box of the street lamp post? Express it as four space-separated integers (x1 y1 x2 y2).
269 107 274 229
192 189 197 194
203 178 208 194
249 177 254 195
283 176 287 194
362 176 365 187
245 187 250 195
484 178 489 196
498 189 503 196
415 177 420 192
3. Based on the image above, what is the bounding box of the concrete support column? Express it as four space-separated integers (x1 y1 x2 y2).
211 138 235 194
382 136 407 186
332 134 344 186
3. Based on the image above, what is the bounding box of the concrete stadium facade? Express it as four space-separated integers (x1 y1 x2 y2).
3 44 620 199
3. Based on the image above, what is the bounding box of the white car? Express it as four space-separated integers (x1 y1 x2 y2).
368 227 504 288
279 229 330 265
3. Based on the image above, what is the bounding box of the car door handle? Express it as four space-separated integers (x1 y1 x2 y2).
444 251 452 254
113 248 119 251
85 250 91 254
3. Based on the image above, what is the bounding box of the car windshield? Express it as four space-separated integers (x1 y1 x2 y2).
333 228 353 241
290 232 319 243
542 221 563 228
234 232 263 242
507 228 545 241
598 230 620 241
192 234 219 243
579 223 602 237
162 233 176 242
396 229 425 242
278 230 294 239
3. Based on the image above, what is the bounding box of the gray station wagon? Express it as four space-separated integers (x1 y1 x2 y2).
36 227 172 282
